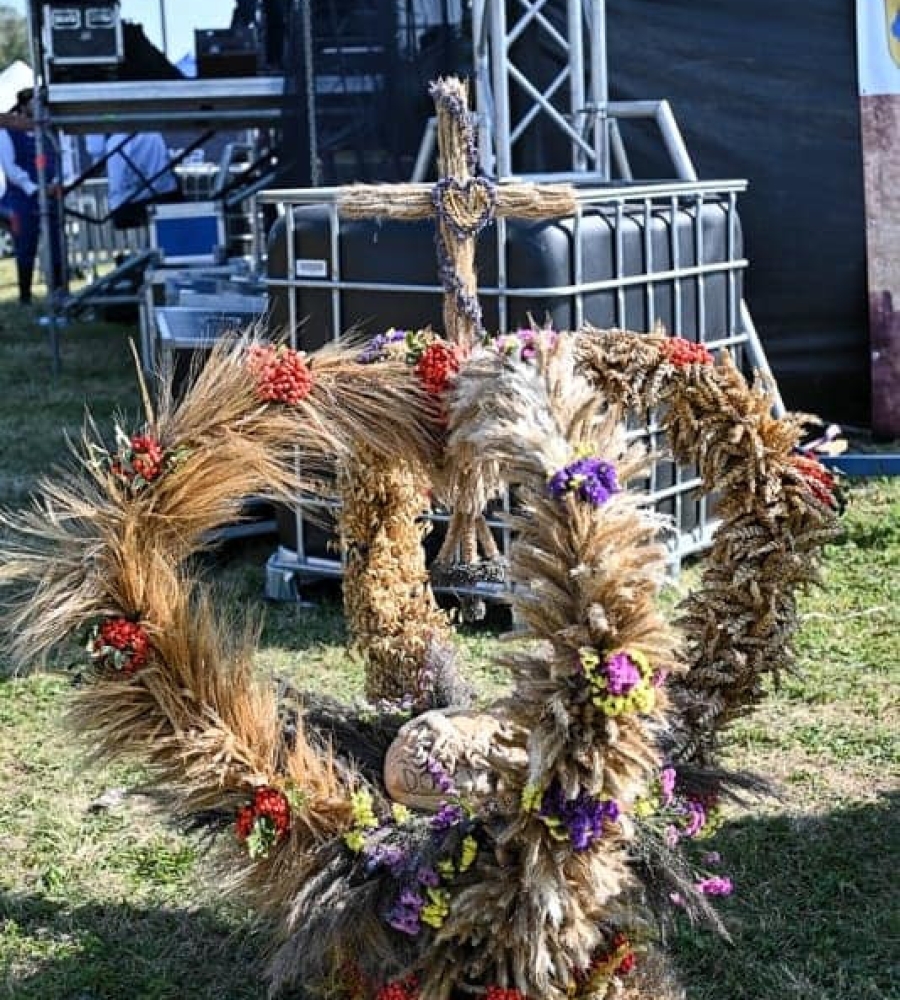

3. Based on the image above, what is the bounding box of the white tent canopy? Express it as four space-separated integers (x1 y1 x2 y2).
0 60 34 114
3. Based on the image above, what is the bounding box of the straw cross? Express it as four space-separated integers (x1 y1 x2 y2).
338 76 577 349
338 77 577 586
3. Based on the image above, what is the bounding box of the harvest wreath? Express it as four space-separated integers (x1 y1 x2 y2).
0 325 840 1000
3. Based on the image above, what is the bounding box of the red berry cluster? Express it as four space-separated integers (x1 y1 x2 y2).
789 453 838 508
484 987 529 1000
414 341 462 396
235 786 292 844
375 975 419 1000
129 435 165 481
111 434 165 486
659 337 714 368
248 344 313 405
92 617 151 675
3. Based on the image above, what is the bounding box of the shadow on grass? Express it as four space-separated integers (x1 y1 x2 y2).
672 791 899 1000
0 794 896 999
0 892 276 1000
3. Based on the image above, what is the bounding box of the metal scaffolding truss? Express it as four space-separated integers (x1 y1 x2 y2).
468 0 781 411
471 1 697 185
473 0 610 178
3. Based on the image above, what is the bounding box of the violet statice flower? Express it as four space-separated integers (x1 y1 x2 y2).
386 889 425 936
364 842 407 875
416 866 440 888
425 754 457 796
357 327 408 364
374 693 415 719
514 329 539 362
603 651 642 695
702 851 722 866
431 802 465 830
540 782 619 852
696 875 733 896
659 766 677 807
548 456 620 507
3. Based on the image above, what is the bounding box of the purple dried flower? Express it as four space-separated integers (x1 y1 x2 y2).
696 875 733 896
425 755 457 796
431 802 465 830
417 866 440 887
603 651 642 695
516 330 539 361
664 824 680 849
387 909 422 936
364 842 407 875
683 799 707 839
386 888 425 936
357 327 408 364
703 851 722 866
495 327 559 363
548 456 620 507
539 781 619 852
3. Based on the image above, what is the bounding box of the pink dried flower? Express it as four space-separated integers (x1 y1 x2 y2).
696 875 733 896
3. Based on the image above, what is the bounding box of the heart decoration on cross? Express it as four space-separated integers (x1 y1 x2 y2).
431 176 499 240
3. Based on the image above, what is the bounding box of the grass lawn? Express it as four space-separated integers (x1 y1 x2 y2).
0 262 897 999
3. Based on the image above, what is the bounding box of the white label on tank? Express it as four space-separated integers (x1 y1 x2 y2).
295 259 328 278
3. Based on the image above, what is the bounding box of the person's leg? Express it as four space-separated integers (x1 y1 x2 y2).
11 206 39 304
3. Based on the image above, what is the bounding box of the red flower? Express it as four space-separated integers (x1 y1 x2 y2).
484 988 528 1000
129 435 165 481
252 786 292 837
91 617 151 675
789 453 838 508
414 341 462 396
375 975 419 1000
248 344 313 405
235 805 255 841
610 933 636 976
617 952 636 975
659 337 714 368
110 434 166 488
234 785 292 854
576 933 637 988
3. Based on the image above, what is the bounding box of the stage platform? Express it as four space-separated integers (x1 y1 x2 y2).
46 77 286 132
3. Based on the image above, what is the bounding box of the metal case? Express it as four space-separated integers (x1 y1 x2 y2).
148 201 226 267
43 2 123 66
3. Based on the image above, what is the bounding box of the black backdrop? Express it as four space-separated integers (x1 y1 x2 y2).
512 1 870 426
